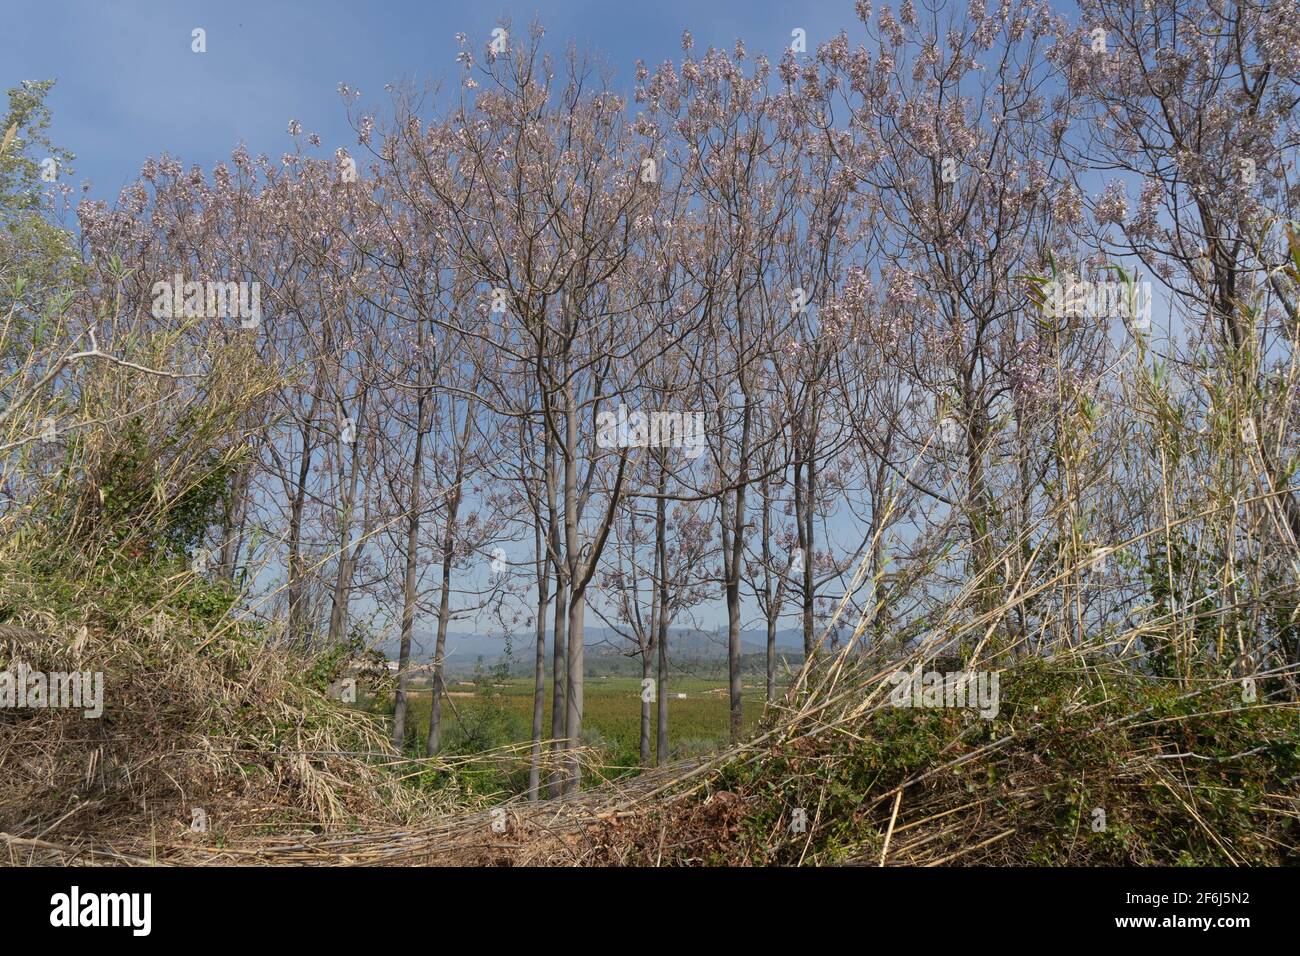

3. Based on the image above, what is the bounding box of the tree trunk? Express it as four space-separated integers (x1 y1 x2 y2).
724 410 752 742
548 574 567 797
391 388 428 749
546 436 567 796
327 395 367 649
426 399 474 755
725 565 743 742
528 510 550 800
656 600 669 767
424 523 455 755
802 454 816 654
639 651 652 767
759 489 776 701
287 421 315 650
564 589 585 794
219 458 251 584
562 388 584 795
655 483 670 766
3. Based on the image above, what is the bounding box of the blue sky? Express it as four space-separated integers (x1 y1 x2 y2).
4 0 872 206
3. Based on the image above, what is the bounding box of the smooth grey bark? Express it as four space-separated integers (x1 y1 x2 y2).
218 457 252 584
425 405 473 756
545 431 567 797
559 385 629 793
721 399 753 743
528 503 550 801
639 647 653 767
548 573 568 796
563 586 585 793
328 388 369 649
562 391 583 792
793 451 817 658
286 383 322 651
758 484 777 701
632 499 658 770
391 385 429 750
423 513 455 755
654 483 669 766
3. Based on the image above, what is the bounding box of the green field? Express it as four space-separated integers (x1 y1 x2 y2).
386 675 771 785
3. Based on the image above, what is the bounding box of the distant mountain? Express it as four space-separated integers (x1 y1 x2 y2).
372 626 805 670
